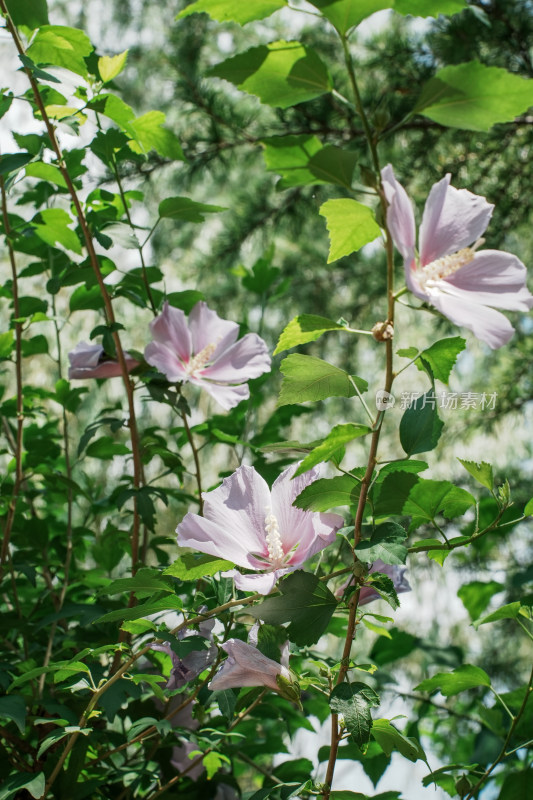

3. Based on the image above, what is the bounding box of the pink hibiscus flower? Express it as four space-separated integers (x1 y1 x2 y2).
68 342 139 379
209 637 290 693
144 300 271 410
176 463 344 594
381 165 533 349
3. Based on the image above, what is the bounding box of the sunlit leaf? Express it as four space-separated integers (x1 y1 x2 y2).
278 354 367 406
415 60 533 132
98 50 128 83
177 0 287 24
415 664 491 696
294 423 371 475
208 41 332 108
27 25 92 78
319 198 381 263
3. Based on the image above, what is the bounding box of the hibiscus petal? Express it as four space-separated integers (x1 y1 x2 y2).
68 342 103 369
145 341 190 382
431 290 515 349
271 464 343 563
201 465 272 560
68 342 138 379
188 376 250 410
188 301 239 358
208 639 288 692
222 568 286 595
176 511 260 569
149 301 192 361
444 251 533 311
200 333 271 383
381 164 416 262
420 176 493 265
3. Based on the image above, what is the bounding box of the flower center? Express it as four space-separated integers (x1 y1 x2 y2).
419 238 484 290
185 342 217 376
264 506 285 568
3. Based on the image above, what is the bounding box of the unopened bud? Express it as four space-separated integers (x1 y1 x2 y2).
372 320 394 341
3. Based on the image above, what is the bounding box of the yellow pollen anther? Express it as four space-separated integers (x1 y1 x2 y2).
420 238 484 289
186 342 217 375
264 506 284 567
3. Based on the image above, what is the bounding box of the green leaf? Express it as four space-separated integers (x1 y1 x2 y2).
404 479 475 528
399 394 444 456
202 751 231 780
125 110 185 160
94 595 183 624
262 135 357 189
25 161 68 188
98 568 173 596
21 335 49 357
498 768 533 800
0 92 14 120
374 471 420 516
278 354 367 406
32 208 82 254
294 423 371 476
523 497 533 516
474 601 525 628
308 145 358 188
262 134 323 186
293 475 359 512
355 522 408 565
0 695 26 734
27 26 93 78
365 573 400 610
91 93 135 127
8 660 90 690
158 196 226 222
0 152 34 176
0 772 46 800
208 41 333 109
394 0 467 16
377 460 428 480
308 1 391 34
5 0 49 28
458 458 493 491
98 50 128 83
69 285 105 312
274 314 348 355
457 581 504 622
177 0 287 24
163 553 234 581
415 664 491 696
405 336 466 384
0 330 14 358
85 436 130 459
249 570 338 646
330 794 401 800
319 198 381 263
415 61 533 132
370 628 419 666
329 682 380 747
371 719 425 762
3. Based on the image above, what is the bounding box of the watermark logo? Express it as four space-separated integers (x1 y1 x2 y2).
375 389 395 410
374 390 498 411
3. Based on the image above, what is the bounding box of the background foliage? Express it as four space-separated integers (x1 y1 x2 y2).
0 1 532 799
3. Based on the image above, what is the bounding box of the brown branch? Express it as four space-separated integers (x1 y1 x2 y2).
0 175 24 577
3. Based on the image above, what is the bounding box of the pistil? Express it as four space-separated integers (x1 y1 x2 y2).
264 506 284 568
419 238 484 289
186 342 216 376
